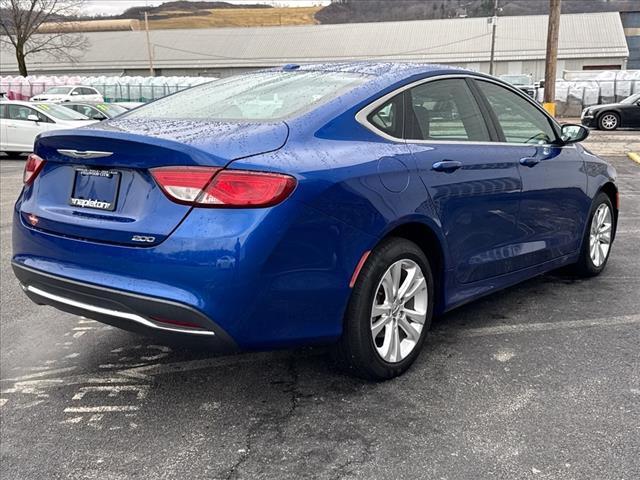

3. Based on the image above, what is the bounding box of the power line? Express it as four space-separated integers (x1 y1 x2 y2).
151 32 492 62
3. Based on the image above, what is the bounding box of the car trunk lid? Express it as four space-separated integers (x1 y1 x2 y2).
20 120 288 247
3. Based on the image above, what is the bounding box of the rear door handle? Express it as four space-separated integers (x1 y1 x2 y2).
432 160 462 172
519 157 540 167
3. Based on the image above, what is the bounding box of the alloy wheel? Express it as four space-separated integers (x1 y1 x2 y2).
601 114 618 130
370 259 428 363
589 203 612 267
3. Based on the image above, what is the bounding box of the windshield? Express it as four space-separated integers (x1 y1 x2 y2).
125 71 367 121
43 87 74 95
621 93 640 104
94 103 127 117
35 103 90 120
500 75 532 86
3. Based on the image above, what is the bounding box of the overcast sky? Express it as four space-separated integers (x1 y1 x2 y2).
84 0 331 16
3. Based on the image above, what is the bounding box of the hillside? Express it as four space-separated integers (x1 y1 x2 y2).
146 6 321 29
316 0 639 24
35 2 320 32
31 0 638 33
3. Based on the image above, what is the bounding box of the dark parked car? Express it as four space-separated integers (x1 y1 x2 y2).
60 102 128 120
581 93 640 131
13 64 618 380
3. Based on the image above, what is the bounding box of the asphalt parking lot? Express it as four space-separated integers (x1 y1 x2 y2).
1 130 639 480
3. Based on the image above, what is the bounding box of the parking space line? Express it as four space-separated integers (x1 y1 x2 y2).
438 314 640 338
64 406 139 413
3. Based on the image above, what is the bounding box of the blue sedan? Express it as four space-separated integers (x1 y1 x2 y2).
12 63 618 380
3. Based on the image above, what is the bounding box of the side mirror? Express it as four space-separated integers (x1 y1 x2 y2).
71 91 80 96
92 113 107 120
26 114 40 122
561 123 589 144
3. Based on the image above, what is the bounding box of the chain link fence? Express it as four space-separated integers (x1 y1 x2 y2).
553 70 640 117
2 71 639 116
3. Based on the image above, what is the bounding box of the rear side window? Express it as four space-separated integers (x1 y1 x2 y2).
475 80 557 144
126 71 366 121
404 79 490 142
368 94 403 138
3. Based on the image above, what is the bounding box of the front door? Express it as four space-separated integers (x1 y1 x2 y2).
473 79 590 267
5 104 49 151
405 78 523 284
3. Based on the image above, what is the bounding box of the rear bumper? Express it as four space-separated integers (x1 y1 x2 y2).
12 262 238 350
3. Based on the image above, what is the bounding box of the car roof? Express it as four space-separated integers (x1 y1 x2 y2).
45 85 94 89
62 101 110 106
0 100 39 106
277 62 472 81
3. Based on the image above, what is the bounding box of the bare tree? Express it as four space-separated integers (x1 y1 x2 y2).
0 0 88 76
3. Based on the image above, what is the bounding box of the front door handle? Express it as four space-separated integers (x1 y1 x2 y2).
432 160 462 172
519 157 540 167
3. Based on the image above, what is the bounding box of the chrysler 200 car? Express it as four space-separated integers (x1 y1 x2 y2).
12 64 617 379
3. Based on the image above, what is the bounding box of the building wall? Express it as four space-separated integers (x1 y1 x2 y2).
3 58 627 79
621 12 640 69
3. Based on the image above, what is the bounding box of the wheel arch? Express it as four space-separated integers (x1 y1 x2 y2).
596 109 621 128
599 181 619 241
377 221 448 314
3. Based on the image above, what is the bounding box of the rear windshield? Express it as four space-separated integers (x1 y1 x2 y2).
44 86 74 94
35 103 90 120
125 71 366 121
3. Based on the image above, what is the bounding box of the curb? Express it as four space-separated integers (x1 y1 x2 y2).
628 152 640 165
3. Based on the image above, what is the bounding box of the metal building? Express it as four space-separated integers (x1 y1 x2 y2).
0 12 630 78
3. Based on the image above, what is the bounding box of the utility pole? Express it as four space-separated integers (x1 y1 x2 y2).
488 0 499 76
144 12 155 76
543 0 562 116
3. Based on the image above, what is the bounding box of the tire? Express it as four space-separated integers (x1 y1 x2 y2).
572 193 615 277
598 112 620 131
333 237 434 380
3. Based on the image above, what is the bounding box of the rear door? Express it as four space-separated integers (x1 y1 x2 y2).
472 78 590 266
405 78 524 284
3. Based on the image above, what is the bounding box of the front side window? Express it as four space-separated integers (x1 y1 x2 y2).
125 71 366 121
476 80 557 144
7 105 47 122
404 79 490 142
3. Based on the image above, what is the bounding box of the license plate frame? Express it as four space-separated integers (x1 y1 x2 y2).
69 168 121 212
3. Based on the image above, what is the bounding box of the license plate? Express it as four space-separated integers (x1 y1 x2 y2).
70 168 121 211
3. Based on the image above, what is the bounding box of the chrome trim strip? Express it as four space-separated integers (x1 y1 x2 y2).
355 73 576 149
24 284 215 336
57 149 114 159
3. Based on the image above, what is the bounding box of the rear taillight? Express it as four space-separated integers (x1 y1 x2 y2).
151 167 296 208
150 166 220 204
23 154 45 185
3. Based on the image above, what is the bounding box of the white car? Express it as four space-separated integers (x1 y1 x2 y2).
30 85 104 103
0 101 98 155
